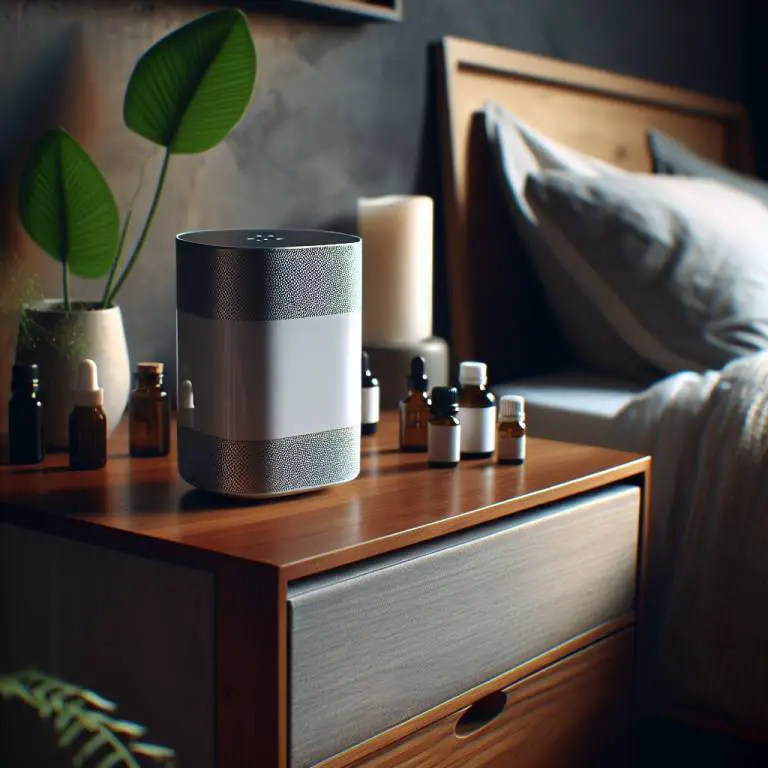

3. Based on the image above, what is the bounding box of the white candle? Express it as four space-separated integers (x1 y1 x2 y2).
357 195 433 345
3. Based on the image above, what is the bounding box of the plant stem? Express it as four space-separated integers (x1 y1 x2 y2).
62 262 71 313
101 147 157 308
107 147 171 305
101 208 134 308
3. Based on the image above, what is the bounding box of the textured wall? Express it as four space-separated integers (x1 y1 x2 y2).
3 0 748 392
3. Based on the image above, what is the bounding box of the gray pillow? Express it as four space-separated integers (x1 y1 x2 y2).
484 102 662 383
648 130 768 206
525 171 768 374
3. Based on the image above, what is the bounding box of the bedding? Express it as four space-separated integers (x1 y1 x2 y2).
607 351 768 727
648 129 768 206
526 171 768 375
483 102 661 383
494 371 644 448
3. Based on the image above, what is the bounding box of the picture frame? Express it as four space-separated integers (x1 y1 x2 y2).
283 0 403 22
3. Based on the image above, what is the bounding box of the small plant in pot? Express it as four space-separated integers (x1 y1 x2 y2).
16 9 257 449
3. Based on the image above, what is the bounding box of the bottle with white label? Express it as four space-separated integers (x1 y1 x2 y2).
361 351 380 435
497 395 526 465
457 361 496 459
428 386 461 467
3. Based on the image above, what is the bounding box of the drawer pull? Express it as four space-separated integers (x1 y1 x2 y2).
454 690 507 738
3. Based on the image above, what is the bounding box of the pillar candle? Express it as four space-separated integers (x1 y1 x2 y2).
357 195 433 345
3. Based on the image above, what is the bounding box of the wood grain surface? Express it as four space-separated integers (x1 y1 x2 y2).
0 412 648 581
350 628 635 768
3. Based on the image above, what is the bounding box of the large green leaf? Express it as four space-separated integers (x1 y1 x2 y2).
18 129 119 278
123 9 256 154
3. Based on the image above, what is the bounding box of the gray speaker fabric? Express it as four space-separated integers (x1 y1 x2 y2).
288 484 641 767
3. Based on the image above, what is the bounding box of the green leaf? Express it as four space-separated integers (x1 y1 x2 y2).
58 719 86 748
54 705 76 732
96 753 126 768
106 719 146 738
123 9 256 154
73 732 110 767
129 741 175 759
18 128 119 278
79 688 117 711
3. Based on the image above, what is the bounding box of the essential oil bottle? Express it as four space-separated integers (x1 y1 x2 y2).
361 351 380 435
428 386 461 468
498 395 527 465
399 356 431 452
69 359 107 471
129 362 170 457
458 361 497 459
8 363 44 465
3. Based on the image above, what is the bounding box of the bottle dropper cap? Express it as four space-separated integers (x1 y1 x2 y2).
407 356 428 392
362 350 378 387
459 361 487 387
500 395 525 420
179 379 195 410
73 358 104 407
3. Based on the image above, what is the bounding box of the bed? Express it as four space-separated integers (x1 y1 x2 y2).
436 36 768 740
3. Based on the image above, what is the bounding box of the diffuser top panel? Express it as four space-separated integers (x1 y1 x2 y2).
176 229 360 250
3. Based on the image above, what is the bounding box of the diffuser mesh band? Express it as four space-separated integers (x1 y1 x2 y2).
178 425 360 497
176 241 362 322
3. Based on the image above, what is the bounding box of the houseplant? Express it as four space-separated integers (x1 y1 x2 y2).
15 9 257 448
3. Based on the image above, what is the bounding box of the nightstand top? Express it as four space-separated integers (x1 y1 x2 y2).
0 413 648 580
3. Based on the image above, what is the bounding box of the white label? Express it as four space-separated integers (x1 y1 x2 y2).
177 310 361 441
428 423 460 464
361 386 380 425
458 406 497 454
498 436 526 462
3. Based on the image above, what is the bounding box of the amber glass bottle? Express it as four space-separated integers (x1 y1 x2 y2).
497 395 526 465
399 356 431 452
69 359 107 471
427 386 461 468
129 362 170 457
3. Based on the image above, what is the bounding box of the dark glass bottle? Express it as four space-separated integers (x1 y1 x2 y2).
129 362 170 457
399 356 431 452
361 351 380 436
69 359 107 471
498 395 527 465
428 386 461 468
8 363 44 465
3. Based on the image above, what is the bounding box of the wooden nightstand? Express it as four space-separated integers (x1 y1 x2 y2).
0 413 649 768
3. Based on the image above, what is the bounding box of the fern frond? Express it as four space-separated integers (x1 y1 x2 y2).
1 669 174 767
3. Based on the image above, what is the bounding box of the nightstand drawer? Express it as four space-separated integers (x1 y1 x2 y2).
352 628 634 768
288 484 640 768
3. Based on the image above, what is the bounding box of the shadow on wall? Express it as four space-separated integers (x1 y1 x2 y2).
0 15 94 433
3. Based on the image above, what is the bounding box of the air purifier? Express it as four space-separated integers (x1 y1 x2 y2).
176 229 362 498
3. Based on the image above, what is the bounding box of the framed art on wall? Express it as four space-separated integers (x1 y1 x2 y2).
284 0 403 22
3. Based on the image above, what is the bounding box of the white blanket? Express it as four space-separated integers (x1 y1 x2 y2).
609 352 768 727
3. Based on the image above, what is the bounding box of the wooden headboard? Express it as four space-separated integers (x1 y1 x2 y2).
436 36 753 381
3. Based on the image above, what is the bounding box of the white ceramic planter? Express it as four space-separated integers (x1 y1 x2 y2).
15 301 131 450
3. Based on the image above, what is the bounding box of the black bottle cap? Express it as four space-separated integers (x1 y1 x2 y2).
362 350 378 387
430 386 458 416
407 356 428 392
11 363 39 388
